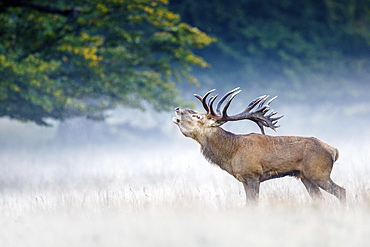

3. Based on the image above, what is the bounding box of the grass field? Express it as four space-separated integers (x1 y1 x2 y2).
1 140 370 247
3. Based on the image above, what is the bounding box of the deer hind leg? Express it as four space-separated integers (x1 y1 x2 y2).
300 176 323 202
314 179 346 204
242 178 260 204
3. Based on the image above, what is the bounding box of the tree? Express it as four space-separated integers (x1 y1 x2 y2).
0 0 215 125
170 0 370 100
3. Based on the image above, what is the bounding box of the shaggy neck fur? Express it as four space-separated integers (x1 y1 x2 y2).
198 127 239 172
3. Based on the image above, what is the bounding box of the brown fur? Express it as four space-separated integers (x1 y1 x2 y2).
173 107 346 204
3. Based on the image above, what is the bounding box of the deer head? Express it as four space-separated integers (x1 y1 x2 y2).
173 87 283 138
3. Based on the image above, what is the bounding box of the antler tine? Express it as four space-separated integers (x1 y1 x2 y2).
194 94 207 111
222 89 242 117
258 95 270 109
246 95 267 111
215 87 240 115
194 89 215 112
220 92 283 134
256 122 266 135
208 95 218 116
267 95 278 105
193 87 283 134
243 95 283 130
266 110 283 120
260 110 284 129
270 114 284 126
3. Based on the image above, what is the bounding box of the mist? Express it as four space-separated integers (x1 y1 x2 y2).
0 0 370 247
1 77 369 193
1 77 370 246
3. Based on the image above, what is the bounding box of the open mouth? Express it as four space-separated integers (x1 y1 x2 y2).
173 109 181 124
172 117 180 124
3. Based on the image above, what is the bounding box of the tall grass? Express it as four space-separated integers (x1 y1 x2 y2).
1 141 370 247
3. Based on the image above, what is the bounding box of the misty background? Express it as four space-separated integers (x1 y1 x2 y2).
0 0 369 203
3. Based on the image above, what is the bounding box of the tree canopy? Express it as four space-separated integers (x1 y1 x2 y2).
1 0 369 126
0 0 215 125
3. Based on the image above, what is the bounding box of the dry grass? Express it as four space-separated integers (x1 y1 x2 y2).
1 142 370 247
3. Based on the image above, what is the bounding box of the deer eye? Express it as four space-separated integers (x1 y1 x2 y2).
192 114 201 120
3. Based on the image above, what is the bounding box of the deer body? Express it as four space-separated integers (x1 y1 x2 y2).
173 89 346 203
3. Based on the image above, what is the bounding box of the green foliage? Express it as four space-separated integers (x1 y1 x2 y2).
0 0 215 125
170 0 370 99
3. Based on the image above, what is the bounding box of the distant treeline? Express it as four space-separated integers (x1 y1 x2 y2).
170 0 370 100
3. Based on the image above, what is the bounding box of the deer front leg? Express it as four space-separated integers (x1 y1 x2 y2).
242 178 260 204
300 176 324 202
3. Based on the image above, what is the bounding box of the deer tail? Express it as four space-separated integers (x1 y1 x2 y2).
333 148 339 162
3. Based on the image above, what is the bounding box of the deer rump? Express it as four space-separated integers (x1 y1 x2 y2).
173 88 346 204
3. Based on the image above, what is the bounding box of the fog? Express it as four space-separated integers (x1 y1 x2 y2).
0 97 367 203
1 81 370 246
1 0 369 244
1 81 369 195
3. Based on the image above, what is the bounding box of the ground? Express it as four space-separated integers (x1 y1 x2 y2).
1 140 369 247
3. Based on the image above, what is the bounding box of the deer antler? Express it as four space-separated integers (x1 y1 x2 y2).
194 88 283 134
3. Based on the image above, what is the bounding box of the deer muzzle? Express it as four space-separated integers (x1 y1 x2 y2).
173 107 181 124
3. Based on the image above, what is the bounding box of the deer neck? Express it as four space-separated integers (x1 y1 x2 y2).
197 127 239 171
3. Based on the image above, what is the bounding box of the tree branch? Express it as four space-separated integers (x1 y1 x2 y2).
2 0 81 17
4 0 83 61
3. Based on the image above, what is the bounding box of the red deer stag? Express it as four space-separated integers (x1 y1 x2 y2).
173 88 346 204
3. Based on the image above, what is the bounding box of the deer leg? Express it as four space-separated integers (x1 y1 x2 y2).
242 178 260 204
315 179 346 204
300 177 323 202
